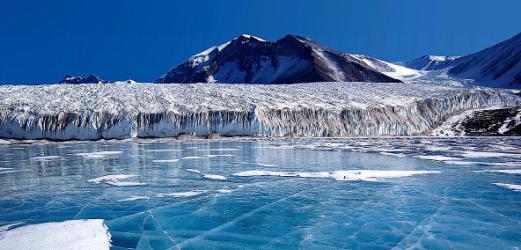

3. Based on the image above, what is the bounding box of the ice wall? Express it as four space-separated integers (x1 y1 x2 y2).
0 83 519 140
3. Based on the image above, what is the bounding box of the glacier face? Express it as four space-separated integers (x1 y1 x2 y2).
0 82 519 140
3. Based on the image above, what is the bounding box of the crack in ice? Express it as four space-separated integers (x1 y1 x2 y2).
176 184 324 247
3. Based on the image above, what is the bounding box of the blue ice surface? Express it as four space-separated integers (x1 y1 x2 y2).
0 137 521 249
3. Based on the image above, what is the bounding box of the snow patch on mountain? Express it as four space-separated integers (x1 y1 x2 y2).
353 55 424 81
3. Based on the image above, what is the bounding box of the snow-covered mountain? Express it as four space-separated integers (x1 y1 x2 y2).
407 32 521 88
156 34 408 84
59 74 108 84
448 32 521 88
406 55 461 71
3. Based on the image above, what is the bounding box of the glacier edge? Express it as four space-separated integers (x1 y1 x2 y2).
0 83 519 140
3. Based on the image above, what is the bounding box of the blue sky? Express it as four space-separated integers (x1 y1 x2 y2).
1 0 520 84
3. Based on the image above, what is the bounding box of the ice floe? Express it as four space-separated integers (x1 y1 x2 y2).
460 151 521 158
233 170 440 182
257 163 277 167
75 151 123 159
185 169 227 180
157 190 206 198
145 149 183 152
157 188 232 198
417 155 461 161
182 156 205 160
119 196 150 202
87 174 146 186
206 154 235 157
493 183 521 192
442 161 479 166
0 219 111 250
152 159 179 163
105 181 147 187
379 152 406 157
216 189 232 193
475 169 521 174
31 156 61 161
202 174 227 180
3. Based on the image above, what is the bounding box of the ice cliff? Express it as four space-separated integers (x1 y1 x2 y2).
0 82 519 140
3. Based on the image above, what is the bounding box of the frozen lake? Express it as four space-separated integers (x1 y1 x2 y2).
1 137 521 249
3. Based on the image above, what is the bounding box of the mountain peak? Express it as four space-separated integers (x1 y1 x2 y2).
156 34 401 84
406 55 461 71
278 34 316 46
59 74 108 84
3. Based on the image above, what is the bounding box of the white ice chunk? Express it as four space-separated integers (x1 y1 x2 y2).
31 156 61 161
257 163 277 167
460 151 521 158
185 168 227 180
0 219 111 250
88 174 146 186
119 196 150 202
442 161 478 165
205 154 235 157
444 161 521 167
182 156 205 160
202 174 227 180
475 169 521 174
233 170 440 182
216 189 232 193
75 151 122 159
379 152 406 157
105 181 147 187
493 183 521 192
152 159 179 163
417 155 461 161
157 190 206 198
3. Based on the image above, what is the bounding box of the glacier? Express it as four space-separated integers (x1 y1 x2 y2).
0 82 520 140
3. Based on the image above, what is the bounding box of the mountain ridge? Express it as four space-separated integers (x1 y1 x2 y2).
156 34 403 84
407 32 521 88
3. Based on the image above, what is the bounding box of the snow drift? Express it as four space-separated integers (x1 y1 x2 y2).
0 82 519 140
